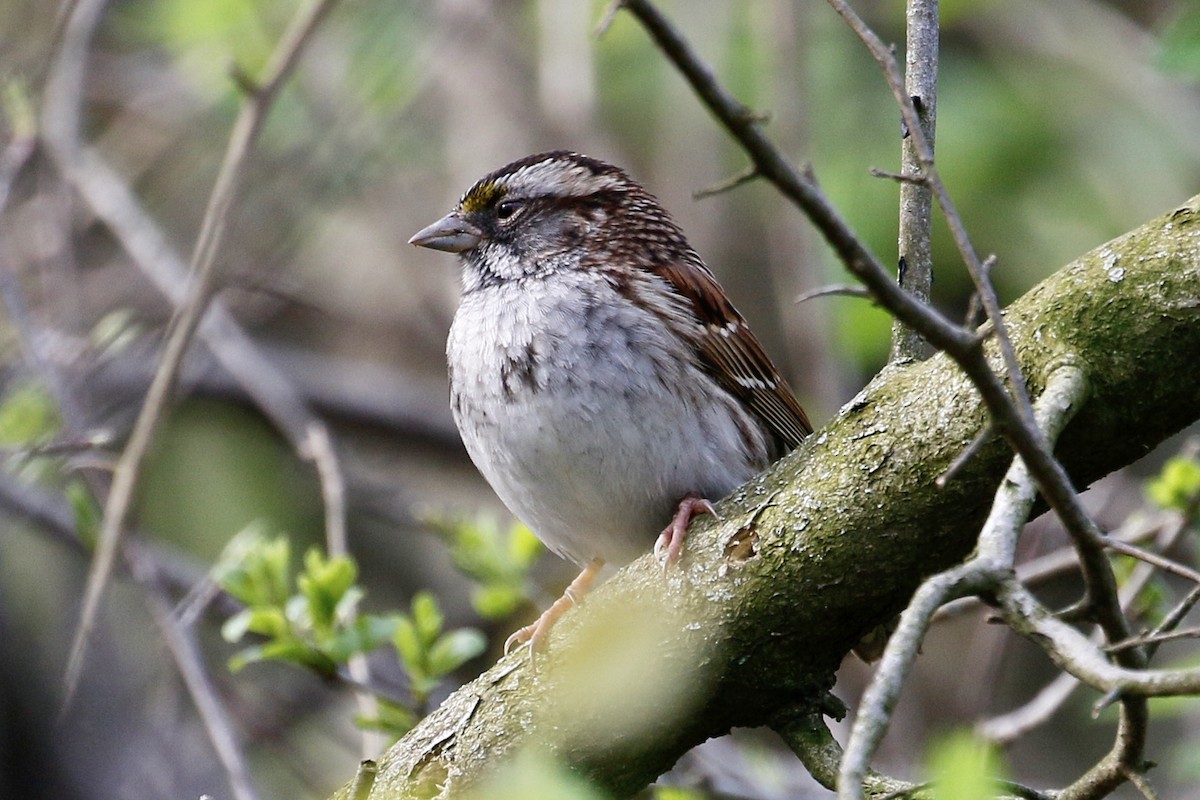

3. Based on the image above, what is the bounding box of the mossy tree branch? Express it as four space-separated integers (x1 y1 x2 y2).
327 198 1200 799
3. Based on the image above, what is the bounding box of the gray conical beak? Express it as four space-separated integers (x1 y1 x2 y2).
409 213 484 254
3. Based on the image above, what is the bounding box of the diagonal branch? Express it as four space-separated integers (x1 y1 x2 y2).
324 195 1200 800
45 0 341 709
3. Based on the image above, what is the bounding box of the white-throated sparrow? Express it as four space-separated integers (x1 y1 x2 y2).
410 151 812 650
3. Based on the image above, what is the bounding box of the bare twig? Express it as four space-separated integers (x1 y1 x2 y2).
838 364 1087 800
868 166 928 185
936 422 995 487
1102 536 1200 584
304 421 381 756
692 166 760 200
890 0 938 363
126 547 261 800
999 581 1200 696
1107 626 1200 654
980 507 1189 746
794 284 874 304
821 16 1149 787
49 0 340 708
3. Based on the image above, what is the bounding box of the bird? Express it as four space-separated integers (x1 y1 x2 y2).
409 151 812 652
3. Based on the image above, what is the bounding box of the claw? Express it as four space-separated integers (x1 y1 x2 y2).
654 495 719 568
505 558 603 658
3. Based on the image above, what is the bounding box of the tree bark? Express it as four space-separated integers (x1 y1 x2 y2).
330 196 1200 799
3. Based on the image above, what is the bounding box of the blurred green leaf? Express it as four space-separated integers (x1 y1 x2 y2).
427 629 487 677
411 591 444 644
298 547 358 632
473 584 525 620
0 381 60 446
1158 4 1200 79
1147 456 1200 518
925 729 1007 800
213 524 292 607
429 514 543 620
392 592 485 702
356 698 419 739
66 480 102 548
392 616 422 670
463 750 607 800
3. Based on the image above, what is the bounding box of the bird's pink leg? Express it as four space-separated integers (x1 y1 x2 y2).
653 495 718 567
505 557 604 656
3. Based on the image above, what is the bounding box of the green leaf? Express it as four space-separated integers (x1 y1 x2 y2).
221 609 256 643
212 525 292 606
506 522 543 567
411 591 444 645
355 698 419 739
1158 4 1200 79
427 629 487 677
66 480 103 549
260 639 336 677
0 381 61 446
1147 456 1200 516
228 644 268 672
333 586 365 626
90 309 142 357
299 548 358 631
393 616 423 670
925 729 1007 800
243 606 290 639
471 583 524 620
462 750 607 800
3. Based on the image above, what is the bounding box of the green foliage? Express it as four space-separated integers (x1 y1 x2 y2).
0 380 89 504
216 525 391 676
924 730 1007 800
462 750 608 800
1147 455 1200 519
392 591 486 709
215 527 485 738
1158 3 1200 79
652 788 704 800
429 514 543 620
0 381 60 449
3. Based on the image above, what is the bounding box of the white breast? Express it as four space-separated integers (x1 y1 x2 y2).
447 271 770 566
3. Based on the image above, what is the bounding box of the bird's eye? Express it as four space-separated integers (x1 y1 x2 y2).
495 199 524 221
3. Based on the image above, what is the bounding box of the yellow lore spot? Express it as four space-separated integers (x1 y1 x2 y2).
459 180 504 214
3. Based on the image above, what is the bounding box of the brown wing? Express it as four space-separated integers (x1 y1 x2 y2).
655 258 813 450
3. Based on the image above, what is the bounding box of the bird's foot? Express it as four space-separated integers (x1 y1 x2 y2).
505 557 603 657
653 495 719 568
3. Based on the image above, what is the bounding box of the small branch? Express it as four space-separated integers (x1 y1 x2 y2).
1102 536 1200 584
890 0 938 363
304 422 380 756
794 284 874 304
935 422 995 488
838 364 1087 800
977 670 1081 746
999 581 1200 697
868 166 928 185
692 166 760 199
1107 626 1200 654
126 547 261 800
54 0 340 707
